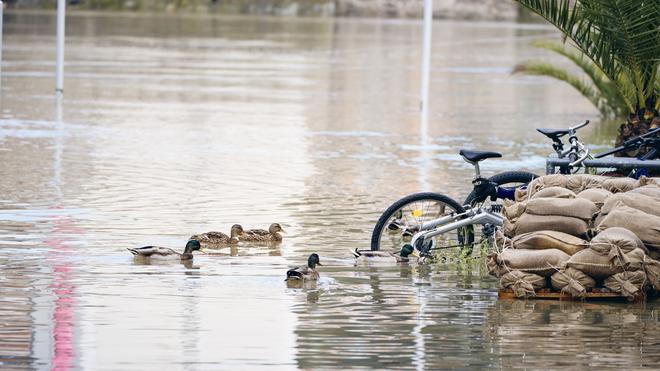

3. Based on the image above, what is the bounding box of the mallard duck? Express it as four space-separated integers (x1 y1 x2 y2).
285 253 322 281
189 224 244 246
351 244 417 263
241 223 284 242
127 239 205 261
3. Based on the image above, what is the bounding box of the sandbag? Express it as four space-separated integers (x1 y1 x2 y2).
590 227 647 255
513 213 590 238
626 184 660 198
566 247 646 278
500 270 546 298
565 174 608 193
638 176 660 187
530 187 576 199
550 267 596 298
576 188 612 208
511 230 587 256
644 256 660 290
596 206 660 249
601 177 639 193
494 230 511 250
503 200 526 222
496 248 570 277
604 271 647 301
524 197 598 221
514 187 529 202
601 193 660 217
527 174 568 197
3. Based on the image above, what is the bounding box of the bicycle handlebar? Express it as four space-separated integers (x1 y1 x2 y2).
570 120 589 132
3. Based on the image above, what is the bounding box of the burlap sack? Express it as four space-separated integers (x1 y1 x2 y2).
576 188 612 208
596 206 660 249
550 267 596 298
514 187 528 202
511 230 587 256
566 247 646 278
503 200 526 222
494 230 511 250
601 177 639 193
638 176 660 187
565 174 608 193
644 256 660 290
527 174 568 197
601 193 660 217
626 184 660 198
590 227 647 255
530 186 576 199
514 213 590 237
500 270 546 298
604 271 647 301
524 198 598 221
497 248 570 277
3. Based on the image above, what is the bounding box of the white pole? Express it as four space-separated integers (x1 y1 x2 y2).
1 1 4 81
420 0 433 130
56 0 65 93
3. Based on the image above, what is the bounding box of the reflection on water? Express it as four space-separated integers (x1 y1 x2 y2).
1 10 658 370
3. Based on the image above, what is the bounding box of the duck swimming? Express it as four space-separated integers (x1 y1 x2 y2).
285 253 322 281
189 224 244 246
127 239 205 261
241 223 284 242
352 244 417 263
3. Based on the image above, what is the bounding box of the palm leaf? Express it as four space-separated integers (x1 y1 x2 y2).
515 0 660 113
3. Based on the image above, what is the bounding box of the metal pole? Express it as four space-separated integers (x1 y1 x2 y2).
1 1 4 82
56 0 65 93
420 0 433 130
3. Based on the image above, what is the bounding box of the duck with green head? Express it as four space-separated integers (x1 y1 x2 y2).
189 224 244 247
127 239 205 261
352 244 417 263
241 223 284 242
285 253 322 281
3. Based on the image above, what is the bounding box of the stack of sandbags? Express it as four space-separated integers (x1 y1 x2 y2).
494 174 660 300
595 193 660 255
515 174 657 202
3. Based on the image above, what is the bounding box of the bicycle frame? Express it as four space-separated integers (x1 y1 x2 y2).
410 205 504 250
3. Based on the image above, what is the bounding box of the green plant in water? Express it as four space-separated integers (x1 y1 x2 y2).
513 0 660 119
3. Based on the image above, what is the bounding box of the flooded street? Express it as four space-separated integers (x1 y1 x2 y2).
1 11 658 370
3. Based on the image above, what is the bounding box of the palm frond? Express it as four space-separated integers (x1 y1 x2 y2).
515 0 660 114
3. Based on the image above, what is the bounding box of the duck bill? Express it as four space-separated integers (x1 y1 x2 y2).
199 248 208 254
412 250 420 258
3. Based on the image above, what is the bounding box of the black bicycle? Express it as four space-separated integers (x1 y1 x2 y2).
539 120 660 176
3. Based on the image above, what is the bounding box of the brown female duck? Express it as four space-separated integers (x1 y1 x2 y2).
240 223 284 242
189 224 244 247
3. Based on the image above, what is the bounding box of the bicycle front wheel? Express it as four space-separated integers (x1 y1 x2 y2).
370 192 471 252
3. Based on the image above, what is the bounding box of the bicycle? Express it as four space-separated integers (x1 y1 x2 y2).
538 120 660 176
370 150 537 255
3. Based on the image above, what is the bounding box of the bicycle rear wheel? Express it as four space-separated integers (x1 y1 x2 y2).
370 192 472 252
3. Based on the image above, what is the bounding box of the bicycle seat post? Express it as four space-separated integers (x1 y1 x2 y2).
472 161 481 180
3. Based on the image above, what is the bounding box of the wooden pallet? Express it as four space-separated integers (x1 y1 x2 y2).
498 288 647 303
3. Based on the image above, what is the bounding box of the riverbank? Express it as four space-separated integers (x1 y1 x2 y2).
6 0 521 20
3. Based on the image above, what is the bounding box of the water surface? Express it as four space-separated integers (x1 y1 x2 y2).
1 11 657 370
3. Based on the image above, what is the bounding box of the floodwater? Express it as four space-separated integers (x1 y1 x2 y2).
1 11 658 370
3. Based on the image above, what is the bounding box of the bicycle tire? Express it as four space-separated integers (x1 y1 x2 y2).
463 171 538 206
370 192 470 251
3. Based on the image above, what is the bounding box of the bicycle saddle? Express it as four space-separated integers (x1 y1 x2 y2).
459 149 502 163
537 128 570 141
